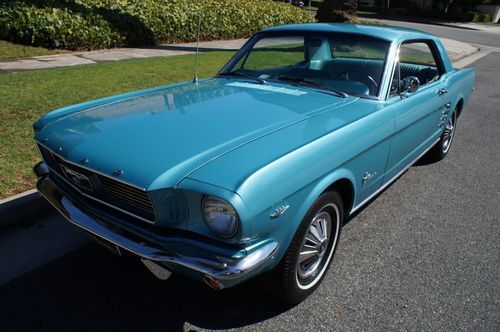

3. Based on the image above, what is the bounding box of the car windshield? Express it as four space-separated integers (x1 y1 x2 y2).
219 32 391 98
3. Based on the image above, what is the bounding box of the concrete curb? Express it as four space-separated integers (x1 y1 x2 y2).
0 189 53 230
0 46 485 229
454 49 491 69
448 47 479 62
440 37 480 63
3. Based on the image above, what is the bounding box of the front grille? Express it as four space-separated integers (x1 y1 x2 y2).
37 144 156 222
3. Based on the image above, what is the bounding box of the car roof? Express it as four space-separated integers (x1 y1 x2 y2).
262 23 437 43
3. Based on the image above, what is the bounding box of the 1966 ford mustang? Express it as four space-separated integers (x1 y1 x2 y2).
33 24 475 303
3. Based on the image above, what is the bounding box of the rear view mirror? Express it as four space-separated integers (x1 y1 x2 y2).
402 76 420 93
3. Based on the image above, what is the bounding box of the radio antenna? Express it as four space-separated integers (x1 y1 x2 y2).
192 14 201 84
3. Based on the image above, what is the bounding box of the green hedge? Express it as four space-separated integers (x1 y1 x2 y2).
0 5 124 49
0 0 315 50
465 11 492 23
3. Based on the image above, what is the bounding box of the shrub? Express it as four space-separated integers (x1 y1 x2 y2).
0 4 124 49
316 0 358 23
465 11 492 23
0 0 315 50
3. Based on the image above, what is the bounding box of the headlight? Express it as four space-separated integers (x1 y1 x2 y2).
202 195 239 238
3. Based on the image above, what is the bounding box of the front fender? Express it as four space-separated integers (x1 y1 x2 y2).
264 168 356 262
294 168 356 227
227 167 356 269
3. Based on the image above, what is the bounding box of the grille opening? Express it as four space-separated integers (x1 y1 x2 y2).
37 144 155 222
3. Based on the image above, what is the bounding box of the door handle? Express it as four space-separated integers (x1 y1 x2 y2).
437 88 448 96
362 171 377 188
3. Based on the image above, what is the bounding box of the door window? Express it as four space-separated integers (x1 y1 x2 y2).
390 41 443 96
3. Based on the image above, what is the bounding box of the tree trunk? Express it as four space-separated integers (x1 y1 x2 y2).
381 0 390 14
444 0 454 15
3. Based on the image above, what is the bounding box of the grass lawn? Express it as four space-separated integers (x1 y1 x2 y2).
0 40 66 60
0 51 234 198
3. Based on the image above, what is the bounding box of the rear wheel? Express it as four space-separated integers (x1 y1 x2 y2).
266 191 343 304
426 107 458 162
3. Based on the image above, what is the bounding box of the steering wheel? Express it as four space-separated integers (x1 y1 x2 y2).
335 71 378 94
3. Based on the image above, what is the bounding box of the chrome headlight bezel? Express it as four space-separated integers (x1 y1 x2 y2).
202 195 240 238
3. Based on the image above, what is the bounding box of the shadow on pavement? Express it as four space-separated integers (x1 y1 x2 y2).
0 244 292 331
358 13 480 31
0 152 437 331
0 147 444 331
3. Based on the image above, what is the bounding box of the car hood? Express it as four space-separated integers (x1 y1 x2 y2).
35 78 353 190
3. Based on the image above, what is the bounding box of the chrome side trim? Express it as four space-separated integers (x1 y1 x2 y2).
35 140 147 191
42 163 156 224
36 176 279 286
350 138 440 214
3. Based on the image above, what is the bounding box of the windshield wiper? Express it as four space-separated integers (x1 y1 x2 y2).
216 72 266 84
276 75 348 98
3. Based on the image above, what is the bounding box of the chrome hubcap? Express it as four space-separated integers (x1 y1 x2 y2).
297 211 331 280
442 113 456 153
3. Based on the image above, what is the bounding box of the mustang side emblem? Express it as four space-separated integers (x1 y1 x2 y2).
270 204 290 219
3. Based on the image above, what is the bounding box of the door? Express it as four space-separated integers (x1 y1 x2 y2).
384 40 452 182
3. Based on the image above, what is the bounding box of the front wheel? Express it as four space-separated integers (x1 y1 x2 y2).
266 191 343 304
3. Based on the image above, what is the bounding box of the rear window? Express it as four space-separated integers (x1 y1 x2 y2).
329 36 387 60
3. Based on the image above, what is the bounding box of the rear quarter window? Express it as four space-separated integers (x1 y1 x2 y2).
399 42 437 65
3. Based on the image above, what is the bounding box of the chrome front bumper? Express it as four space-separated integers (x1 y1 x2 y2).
35 162 278 289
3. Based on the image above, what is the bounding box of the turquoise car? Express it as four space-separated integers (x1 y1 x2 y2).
33 24 475 303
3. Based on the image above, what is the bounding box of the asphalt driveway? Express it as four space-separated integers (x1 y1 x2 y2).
0 53 498 331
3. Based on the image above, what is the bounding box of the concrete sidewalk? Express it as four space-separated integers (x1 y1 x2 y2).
0 39 246 73
437 22 500 33
440 37 479 61
0 37 478 73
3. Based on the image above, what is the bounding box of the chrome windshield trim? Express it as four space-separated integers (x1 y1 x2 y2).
219 30 391 101
36 175 279 286
35 140 147 191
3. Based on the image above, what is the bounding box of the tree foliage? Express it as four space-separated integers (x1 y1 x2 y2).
316 0 358 22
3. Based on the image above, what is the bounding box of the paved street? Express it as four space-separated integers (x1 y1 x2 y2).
0 29 499 332
366 18 500 50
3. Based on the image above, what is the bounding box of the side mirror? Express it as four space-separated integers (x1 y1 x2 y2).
402 76 420 94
